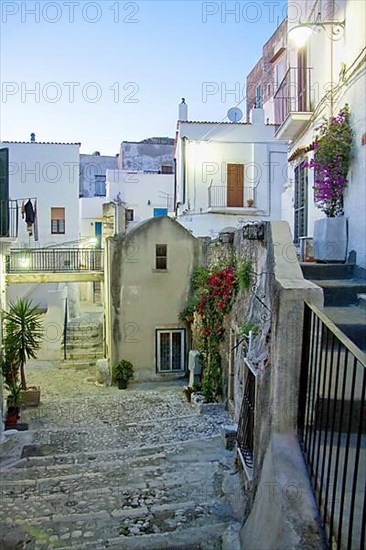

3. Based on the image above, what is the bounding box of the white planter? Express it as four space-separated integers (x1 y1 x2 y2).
313 217 348 262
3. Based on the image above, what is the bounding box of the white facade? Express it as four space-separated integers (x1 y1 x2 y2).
0 141 80 248
105 170 175 230
279 0 366 268
175 108 288 237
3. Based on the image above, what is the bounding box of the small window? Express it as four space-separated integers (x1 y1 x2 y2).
94 175 106 196
155 244 167 270
125 209 134 222
51 207 65 234
161 164 173 174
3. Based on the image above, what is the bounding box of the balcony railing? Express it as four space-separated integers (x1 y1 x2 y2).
274 67 313 126
0 200 18 238
208 185 255 209
298 302 366 550
6 248 103 273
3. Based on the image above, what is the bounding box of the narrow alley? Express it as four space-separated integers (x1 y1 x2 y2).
0 361 244 549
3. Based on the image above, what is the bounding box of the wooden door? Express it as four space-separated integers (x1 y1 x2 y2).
227 163 244 207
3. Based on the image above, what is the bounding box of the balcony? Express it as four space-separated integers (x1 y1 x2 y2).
274 67 313 140
208 184 257 214
0 200 18 239
6 248 103 273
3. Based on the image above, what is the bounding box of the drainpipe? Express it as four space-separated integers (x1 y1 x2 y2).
173 157 177 216
182 137 187 206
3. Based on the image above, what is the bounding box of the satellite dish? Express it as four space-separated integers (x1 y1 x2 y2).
227 107 243 122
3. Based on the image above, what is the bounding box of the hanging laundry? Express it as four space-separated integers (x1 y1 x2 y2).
33 199 39 241
24 199 35 236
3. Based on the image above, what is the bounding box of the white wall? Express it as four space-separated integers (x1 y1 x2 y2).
1 142 80 248
284 0 366 267
105 170 175 229
175 110 288 237
79 197 104 240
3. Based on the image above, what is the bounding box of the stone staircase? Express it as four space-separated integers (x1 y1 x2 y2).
301 263 366 351
0 393 242 549
60 313 104 370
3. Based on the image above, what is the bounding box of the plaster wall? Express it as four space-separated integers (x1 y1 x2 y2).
283 0 366 267
80 153 118 198
107 217 203 380
119 140 174 172
106 170 175 227
0 142 80 247
175 114 287 237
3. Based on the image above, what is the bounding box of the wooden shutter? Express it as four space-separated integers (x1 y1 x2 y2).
227 164 244 207
51 207 65 220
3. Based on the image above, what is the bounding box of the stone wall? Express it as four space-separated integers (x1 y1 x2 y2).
205 221 325 548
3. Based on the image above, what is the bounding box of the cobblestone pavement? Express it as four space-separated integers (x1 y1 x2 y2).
1 361 244 549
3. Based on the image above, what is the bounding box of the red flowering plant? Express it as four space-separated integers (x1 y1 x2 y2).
304 104 353 217
180 260 252 401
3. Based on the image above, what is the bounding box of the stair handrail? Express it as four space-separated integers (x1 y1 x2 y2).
63 298 68 361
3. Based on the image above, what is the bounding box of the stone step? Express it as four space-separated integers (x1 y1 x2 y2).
59 359 100 370
63 350 104 360
2 432 225 476
20 395 197 431
66 333 102 343
25 417 226 455
311 279 366 306
0 470 221 515
358 293 366 310
4 513 230 549
324 306 366 351
64 341 103 350
301 262 355 280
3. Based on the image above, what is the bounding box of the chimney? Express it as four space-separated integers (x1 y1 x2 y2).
30 132 36 143
178 98 188 121
249 107 265 125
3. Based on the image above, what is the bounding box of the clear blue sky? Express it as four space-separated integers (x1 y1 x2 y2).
1 0 287 154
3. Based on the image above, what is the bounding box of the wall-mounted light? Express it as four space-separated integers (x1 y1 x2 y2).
19 257 30 268
147 200 151 205
288 20 345 48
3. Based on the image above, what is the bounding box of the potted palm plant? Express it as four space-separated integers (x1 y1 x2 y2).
112 359 134 389
2 298 43 407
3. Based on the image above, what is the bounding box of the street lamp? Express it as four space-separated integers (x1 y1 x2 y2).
288 20 345 48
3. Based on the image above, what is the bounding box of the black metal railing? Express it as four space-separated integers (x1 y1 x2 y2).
237 366 255 470
208 184 255 209
274 67 313 126
6 248 103 273
0 199 18 238
63 297 68 360
298 302 366 550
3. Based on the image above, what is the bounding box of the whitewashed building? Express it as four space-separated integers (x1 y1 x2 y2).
0 138 80 248
105 170 175 229
175 103 288 237
274 0 366 269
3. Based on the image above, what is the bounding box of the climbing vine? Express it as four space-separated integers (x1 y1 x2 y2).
180 259 253 402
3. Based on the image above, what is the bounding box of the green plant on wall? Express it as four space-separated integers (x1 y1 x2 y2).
239 322 260 337
180 258 253 402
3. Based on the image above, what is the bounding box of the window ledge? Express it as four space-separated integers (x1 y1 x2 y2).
152 269 168 273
